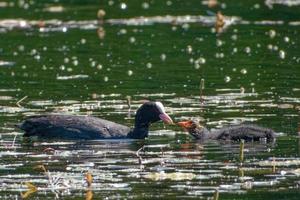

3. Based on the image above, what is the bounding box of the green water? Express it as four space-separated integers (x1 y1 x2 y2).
0 0 300 199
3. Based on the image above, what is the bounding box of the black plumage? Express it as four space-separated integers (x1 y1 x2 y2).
18 101 173 140
178 120 275 142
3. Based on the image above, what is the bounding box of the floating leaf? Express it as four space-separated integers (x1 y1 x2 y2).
21 182 37 199
34 165 47 173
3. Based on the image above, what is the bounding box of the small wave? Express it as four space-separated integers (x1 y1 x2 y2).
289 21 300 26
265 0 300 9
0 19 98 31
0 60 15 67
107 15 241 26
253 20 284 25
56 74 89 80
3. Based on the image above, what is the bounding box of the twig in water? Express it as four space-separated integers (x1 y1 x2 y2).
239 167 244 177
160 147 164 157
33 165 70 197
160 147 165 167
11 134 17 149
43 147 56 154
126 96 132 118
86 172 93 187
126 96 131 109
240 87 245 94
215 11 225 34
213 189 219 200
136 145 145 167
199 79 205 103
272 156 276 173
16 96 28 107
34 165 54 187
239 139 245 165
5 134 18 149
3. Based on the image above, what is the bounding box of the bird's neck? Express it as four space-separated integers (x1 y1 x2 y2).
191 127 211 140
127 126 149 139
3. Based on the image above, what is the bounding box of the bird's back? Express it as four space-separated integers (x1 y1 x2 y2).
19 115 131 140
214 124 275 141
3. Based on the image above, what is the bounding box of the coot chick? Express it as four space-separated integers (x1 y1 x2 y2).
18 101 173 140
177 120 275 141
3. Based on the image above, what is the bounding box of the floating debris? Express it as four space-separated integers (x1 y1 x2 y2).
16 96 28 108
97 9 106 19
86 172 93 187
21 182 37 199
97 27 106 39
202 0 219 8
215 11 225 33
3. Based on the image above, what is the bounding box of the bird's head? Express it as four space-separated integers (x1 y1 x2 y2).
135 101 173 128
177 120 208 139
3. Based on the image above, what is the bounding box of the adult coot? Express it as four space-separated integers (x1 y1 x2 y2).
18 101 173 140
177 120 275 141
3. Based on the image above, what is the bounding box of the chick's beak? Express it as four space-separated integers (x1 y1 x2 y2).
159 113 174 124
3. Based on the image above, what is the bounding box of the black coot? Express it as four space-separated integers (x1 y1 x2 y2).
18 101 173 140
178 120 275 141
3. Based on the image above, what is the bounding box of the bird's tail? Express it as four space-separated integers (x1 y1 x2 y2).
15 123 23 129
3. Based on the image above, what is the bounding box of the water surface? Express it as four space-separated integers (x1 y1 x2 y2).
0 0 300 199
